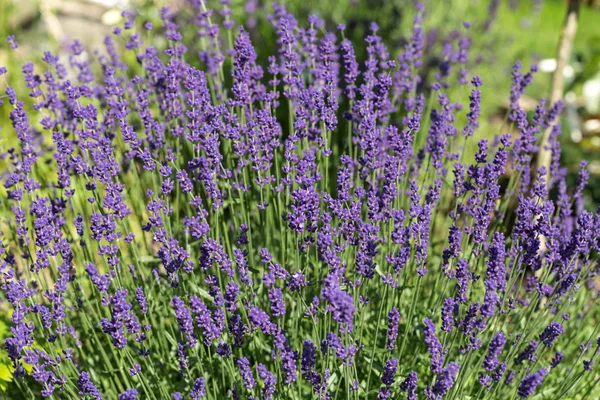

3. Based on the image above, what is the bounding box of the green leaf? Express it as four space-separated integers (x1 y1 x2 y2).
0 364 12 383
164 331 178 347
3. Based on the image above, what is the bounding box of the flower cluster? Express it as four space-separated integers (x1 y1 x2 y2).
1 1 599 399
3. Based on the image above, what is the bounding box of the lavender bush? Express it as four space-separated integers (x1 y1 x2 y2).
1 1 599 399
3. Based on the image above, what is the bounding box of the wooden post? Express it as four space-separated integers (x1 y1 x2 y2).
536 0 581 185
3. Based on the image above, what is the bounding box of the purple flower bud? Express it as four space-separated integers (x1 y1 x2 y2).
118 389 138 400
386 308 400 350
191 377 206 399
483 331 506 371
400 371 418 400
236 357 256 390
423 318 444 373
550 351 564 369
515 340 539 365
539 322 564 347
517 368 547 398
258 364 277 400
381 358 398 386
441 298 455 333
77 372 102 399
301 340 317 376
6 35 18 49
135 287 148 314
268 287 285 317
430 363 460 398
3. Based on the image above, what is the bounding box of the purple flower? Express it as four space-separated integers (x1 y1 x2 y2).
441 298 455 333
485 232 506 292
550 351 564 369
78 372 102 399
378 387 392 399
505 370 516 386
171 296 197 348
483 331 506 371
248 305 276 335
236 357 256 390
443 225 463 268
400 371 418 400
386 308 400 350
340 39 359 100
301 340 317 376
225 281 240 312
574 160 589 201
274 330 299 383
430 362 460 398
517 368 547 398
539 322 564 347
481 290 499 319
479 374 492 388
258 364 277 400
230 27 259 107
118 389 139 400
6 35 18 49
322 274 355 334
135 287 148 314
190 377 206 399
491 362 507 383
325 332 357 367
455 258 470 303
268 287 286 317
462 76 482 136
128 363 141 376
423 318 444 373
177 343 188 373
381 358 398 386
515 340 539 365
216 341 232 358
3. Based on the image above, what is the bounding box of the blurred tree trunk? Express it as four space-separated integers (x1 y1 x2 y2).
536 0 581 184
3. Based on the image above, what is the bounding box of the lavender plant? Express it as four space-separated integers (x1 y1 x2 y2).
1 1 599 399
